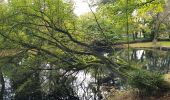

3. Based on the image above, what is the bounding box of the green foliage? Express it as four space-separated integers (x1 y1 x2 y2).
128 70 170 96
78 0 165 42
0 0 169 99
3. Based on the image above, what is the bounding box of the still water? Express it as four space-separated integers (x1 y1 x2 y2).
116 49 170 73
1 49 170 100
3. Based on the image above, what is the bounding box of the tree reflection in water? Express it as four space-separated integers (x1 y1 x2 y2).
1 49 170 100
1 67 123 100
120 49 170 73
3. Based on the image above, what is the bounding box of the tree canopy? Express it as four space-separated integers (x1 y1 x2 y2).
0 0 169 99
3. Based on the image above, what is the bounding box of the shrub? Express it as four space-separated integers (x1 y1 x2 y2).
128 70 170 96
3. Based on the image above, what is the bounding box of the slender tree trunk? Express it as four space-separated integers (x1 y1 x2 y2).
135 32 138 39
132 33 135 40
0 69 5 100
152 13 160 42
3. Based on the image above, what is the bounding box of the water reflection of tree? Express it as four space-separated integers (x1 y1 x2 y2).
86 63 123 100
0 50 122 100
0 69 5 100
1 59 116 100
0 53 80 100
145 50 170 73
129 49 170 73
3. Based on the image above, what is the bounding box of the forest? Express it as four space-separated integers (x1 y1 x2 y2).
0 0 170 100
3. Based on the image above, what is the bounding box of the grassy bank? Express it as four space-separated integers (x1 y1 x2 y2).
108 90 170 100
124 41 170 48
108 74 170 100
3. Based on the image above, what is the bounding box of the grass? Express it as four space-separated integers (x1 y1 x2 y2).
107 75 170 100
164 74 170 83
124 41 170 48
108 90 170 100
108 89 138 100
159 42 170 47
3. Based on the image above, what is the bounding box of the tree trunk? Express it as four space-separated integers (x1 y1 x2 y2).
135 32 138 39
152 13 160 42
132 33 136 40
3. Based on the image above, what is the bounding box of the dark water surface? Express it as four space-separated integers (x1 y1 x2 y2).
1 49 170 100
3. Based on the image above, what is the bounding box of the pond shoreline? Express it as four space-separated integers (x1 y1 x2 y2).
113 40 170 51
113 39 170 45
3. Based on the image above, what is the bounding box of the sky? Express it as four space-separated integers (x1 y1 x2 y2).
73 0 97 16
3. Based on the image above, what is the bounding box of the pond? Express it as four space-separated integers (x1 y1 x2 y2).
116 48 170 73
1 48 170 100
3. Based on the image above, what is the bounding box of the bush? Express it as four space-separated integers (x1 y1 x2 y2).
128 70 170 96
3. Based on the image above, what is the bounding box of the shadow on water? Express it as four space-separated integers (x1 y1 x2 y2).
1 49 170 100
